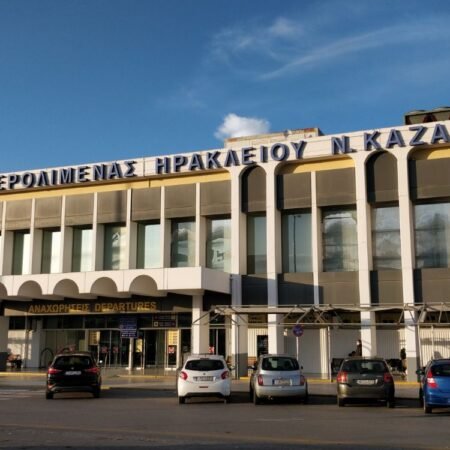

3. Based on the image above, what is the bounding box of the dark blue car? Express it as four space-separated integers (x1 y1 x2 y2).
418 359 450 414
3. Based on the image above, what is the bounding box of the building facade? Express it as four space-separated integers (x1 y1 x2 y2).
1 112 450 380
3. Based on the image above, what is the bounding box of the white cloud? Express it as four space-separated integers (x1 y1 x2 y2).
268 17 302 38
215 113 270 140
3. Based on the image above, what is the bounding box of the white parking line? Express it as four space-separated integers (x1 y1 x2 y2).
0 389 42 400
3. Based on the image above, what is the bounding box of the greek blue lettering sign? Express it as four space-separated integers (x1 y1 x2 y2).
1 123 449 191
0 160 137 191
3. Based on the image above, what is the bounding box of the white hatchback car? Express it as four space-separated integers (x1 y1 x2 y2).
177 354 231 404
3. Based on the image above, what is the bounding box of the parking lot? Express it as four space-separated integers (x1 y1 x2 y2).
0 373 449 450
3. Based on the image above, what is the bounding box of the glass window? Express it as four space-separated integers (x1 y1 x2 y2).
372 206 401 270
12 230 31 275
206 217 231 272
72 227 93 272
322 208 358 272
282 211 312 272
171 219 195 267
247 214 267 274
415 202 450 268
104 224 127 270
137 222 161 269
41 229 61 273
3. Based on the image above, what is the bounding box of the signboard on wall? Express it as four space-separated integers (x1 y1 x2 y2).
119 317 137 339
153 314 177 328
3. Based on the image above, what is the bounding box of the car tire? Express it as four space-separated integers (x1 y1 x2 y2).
253 390 261 405
45 391 53 400
423 398 432 414
224 396 231 404
249 387 254 402
178 396 185 405
337 397 345 407
299 389 309 404
386 398 395 408
93 388 101 399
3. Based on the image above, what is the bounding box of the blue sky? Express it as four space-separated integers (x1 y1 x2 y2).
1 0 450 173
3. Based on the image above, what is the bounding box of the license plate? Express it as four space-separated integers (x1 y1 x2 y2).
196 376 213 382
65 371 81 376
356 379 376 385
273 379 291 386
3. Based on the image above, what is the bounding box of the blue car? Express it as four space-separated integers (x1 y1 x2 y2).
418 359 450 414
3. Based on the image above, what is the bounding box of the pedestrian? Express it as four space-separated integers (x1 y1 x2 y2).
400 347 407 376
356 339 362 356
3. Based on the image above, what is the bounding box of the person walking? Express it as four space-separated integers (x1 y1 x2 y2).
356 339 362 357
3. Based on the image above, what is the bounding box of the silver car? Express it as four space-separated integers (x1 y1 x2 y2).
249 354 308 405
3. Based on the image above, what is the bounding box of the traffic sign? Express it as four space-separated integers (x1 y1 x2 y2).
292 324 304 337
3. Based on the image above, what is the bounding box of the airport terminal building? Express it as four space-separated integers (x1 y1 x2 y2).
1 109 450 380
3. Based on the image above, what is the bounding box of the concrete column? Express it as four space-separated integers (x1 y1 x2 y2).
195 183 206 267
61 196 73 273
126 189 137 270
353 153 377 356
92 193 102 271
160 187 171 268
397 151 420 381
266 163 283 354
230 167 248 377
191 295 209 354
30 199 39 274
311 171 321 304
0 202 6 275
0 316 9 356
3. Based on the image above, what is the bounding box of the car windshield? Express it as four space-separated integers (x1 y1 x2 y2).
430 363 450 377
53 356 94 370
261 357 299 371
342 360 387 374
185 359 224 371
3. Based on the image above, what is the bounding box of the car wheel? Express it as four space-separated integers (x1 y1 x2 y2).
249 387 254 402
298 389 309 404
337 397 345 407
45 391 53 400
224 396 231 404
178 396 185 405
386 398 395 408
423 398 432 414
93 388 101 399
253 390 261 405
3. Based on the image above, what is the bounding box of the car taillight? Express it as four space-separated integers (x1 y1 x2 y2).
47 368 62 375
84 367 100 375
383 373 393 383
300 375 306 386
221 370 229 380
179 371 188 381
337 371 348 383
257 374 264 386
427 371 438 389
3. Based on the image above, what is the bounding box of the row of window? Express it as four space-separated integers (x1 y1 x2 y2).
279 202 450 273
3 201 450 275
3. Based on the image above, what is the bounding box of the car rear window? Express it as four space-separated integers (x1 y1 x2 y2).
53 356 94 369
261 357 299 371
185 359 224 371
342 360 387 373
431 364 450 377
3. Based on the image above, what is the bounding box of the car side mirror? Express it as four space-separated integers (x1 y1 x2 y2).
416 369 424 376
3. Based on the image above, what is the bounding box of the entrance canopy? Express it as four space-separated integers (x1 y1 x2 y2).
209 303 450 326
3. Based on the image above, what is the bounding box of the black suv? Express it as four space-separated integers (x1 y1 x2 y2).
336 357 395 408
46 351 101 399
